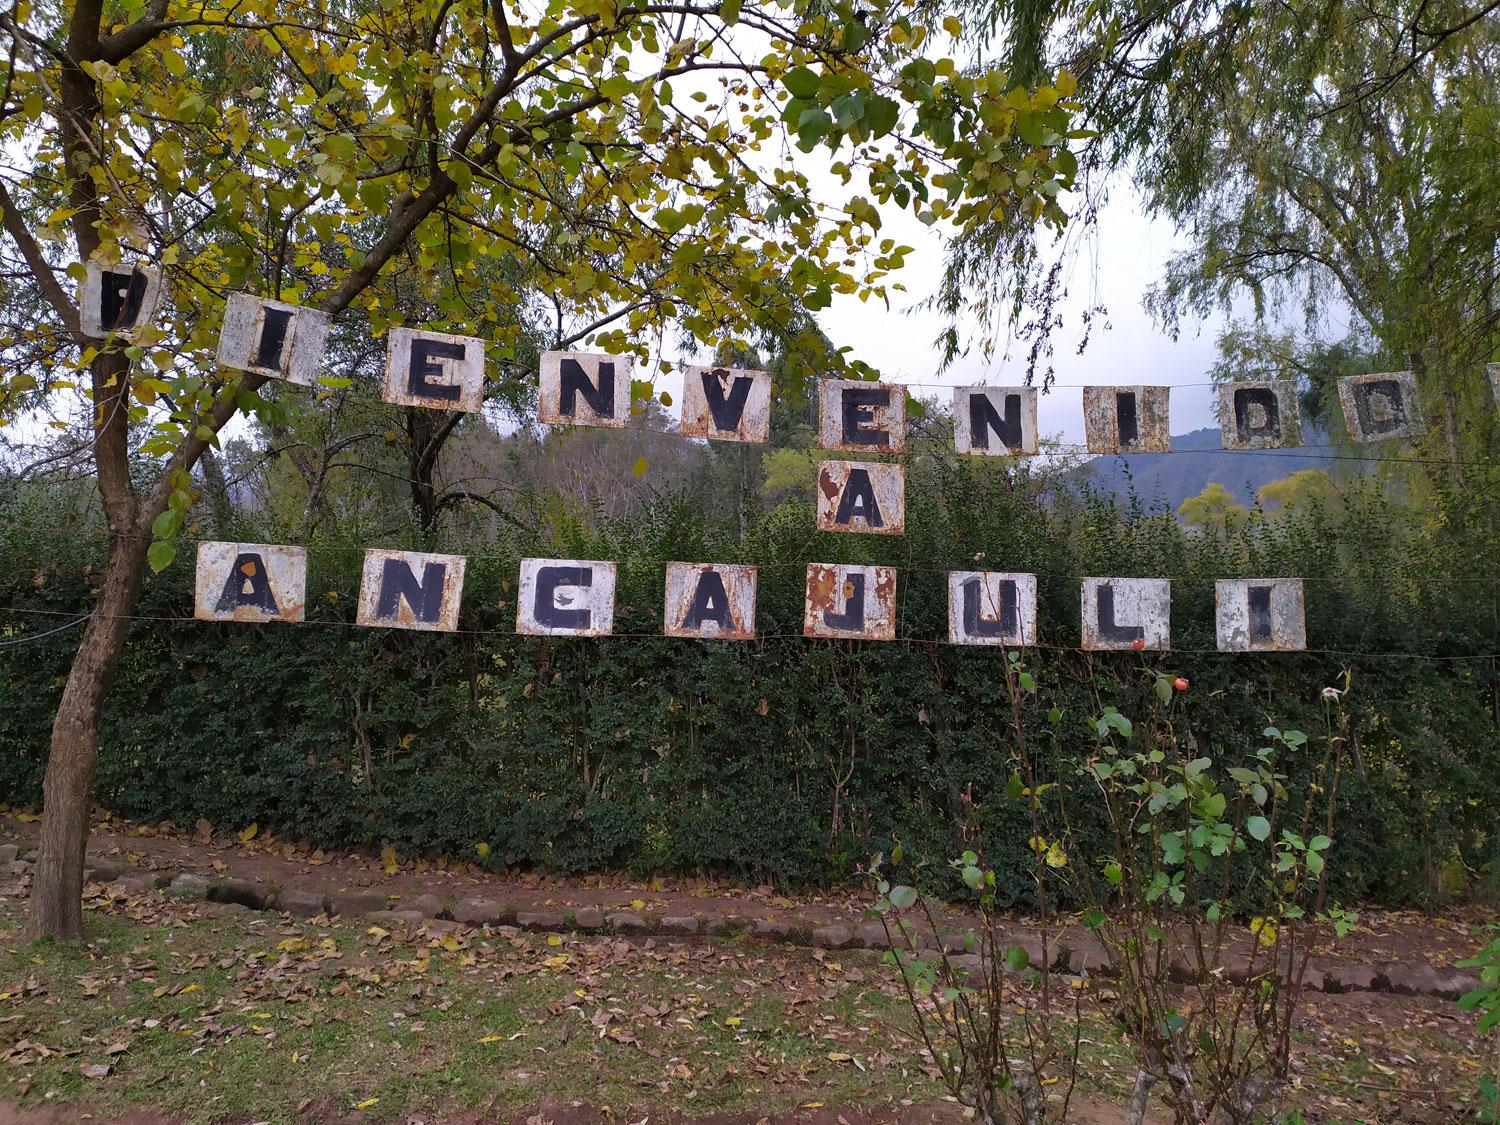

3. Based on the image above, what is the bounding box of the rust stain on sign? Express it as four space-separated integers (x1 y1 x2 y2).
516 557 617 636
1080 577 1171 651
818 379 906 453
1215 578 1306 651
355 549 466 632
815 460 904 535
680 366 771 443
383 327 485 413
804 563 897 640
194 542 306 623
1082 386 1171 454
1337 371 1425 442
216 292 331 386
1218 380 1303 450
538 350 633 428
663 562 757 639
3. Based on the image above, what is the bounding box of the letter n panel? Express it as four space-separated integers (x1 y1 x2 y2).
355 550 466 632
952 387 1038 455
538 351 633 428
194 542 307 622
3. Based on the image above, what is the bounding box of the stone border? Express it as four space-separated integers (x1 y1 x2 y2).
0 843 1479 1001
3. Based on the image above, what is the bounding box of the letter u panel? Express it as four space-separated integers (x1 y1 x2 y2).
1215 578 1306 651
680 366 771 443
952 386 1038 456
1337 371 1425 442
1082 386 1171 454
818 379 906 453
538 350 633 428
1218 380 1303 450
382 327 485 412
804 563 897 640
1080 577 1171 651
815 461 905 535
947 571 1038 646
517 558 617 636
355 549 466 632
663 562 757 639
216 293 332 386
194 542 307 623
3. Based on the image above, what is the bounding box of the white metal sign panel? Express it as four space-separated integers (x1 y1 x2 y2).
818 379 905 453
1081 577 1171 651
78 261 163 339
947 571 1038 646
815 461 905 535
538 350 633 428
1218 380 1303 450
663 562 757 639
1215 578 1306 651
952 387 1038 456
216 293 332 386
194 542 307 623
680 366 771 443
1337 371 1425 442
517 557 617 636
1082 386 1171 454
804 563 897 640
356 549 466 632
383 327 485 412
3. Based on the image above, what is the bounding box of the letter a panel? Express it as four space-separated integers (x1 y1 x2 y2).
815 461 905 535
538 351 633 428
804 563 897 640
680 366 771 443
356 549 466 632
663 562 757 639
194 542 307 623
1080 577 1170 651
517 558 617 636
1215 579 1306 651
383 327 485 412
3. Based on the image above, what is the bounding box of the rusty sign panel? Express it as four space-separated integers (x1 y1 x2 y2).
1082 386 1171 454
517 557 617 636
538 350 633 429
947 571 1038 646
1337 371 1425 443
663 562 757 639
216 293 332 386
1215 578 1306 652
383 327 485 413
78 261 163 339
816 460 904 535
1218 380 1302 450
952 386 1038 456
680 365 771 443
818 379 906 453
194 542 306 623
804 563 897 640
1080 577 1170 651
356 549 466 632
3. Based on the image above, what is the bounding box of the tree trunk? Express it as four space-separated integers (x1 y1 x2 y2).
26 530 147 940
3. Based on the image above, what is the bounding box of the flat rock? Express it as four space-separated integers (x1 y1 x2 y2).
332 889 388 917
661 915 699 935
572 905 604 929
116 873 159 895
813 924 855 949
169 873 211 897
0 844 19 864
854 922 893 949
84 857 122 881
1316 961 1378 993
452 898 508 926
277 889 328 918
516 910 567 930
209 878 269 909
607 911 649 932
7 861 30 877
368 909 426 927
403 893 445 918
751 918 793 939
422 918 464 935
1384 963 1479 999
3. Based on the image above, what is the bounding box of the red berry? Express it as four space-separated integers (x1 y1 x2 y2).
1174 677 1189 691
1131 638 1146 651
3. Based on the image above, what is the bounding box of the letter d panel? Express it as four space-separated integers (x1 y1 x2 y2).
1216 579 1306 651
538 351 633 428
680 366 771 443
383 327 485 412
816 461 904 535
1081 577 1170 651
216 293 332 386
517 558 617 637
947 572 1038 646
804 563 897 640
356 550 466 632
1337 371 1425 442
664 562 757 639
1082 386 1171 453
194 542 307 623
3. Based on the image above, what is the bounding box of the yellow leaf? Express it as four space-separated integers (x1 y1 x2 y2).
278 938 310 953
381 844 399 874
630 899 646 910
179 983 202 994
238 823 258 842
478 1035 503 1043
724 1016 742 1027
826 1051 852 1063
632 456 648 477
546 934 563 946
354 1098 379 1110
474 842 490 860
542 954 573 970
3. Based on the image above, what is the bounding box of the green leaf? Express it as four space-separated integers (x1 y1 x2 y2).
1228 767 1259 785
1081 908 1107 930
719 0 742 26
782 67 821 100
1004 945 1029 972
888 885 918 909
961 864 983 891
150 508 181 539
1103 861 1123 885
864 95 899 138
1247 816 1271 841
147 540 176 573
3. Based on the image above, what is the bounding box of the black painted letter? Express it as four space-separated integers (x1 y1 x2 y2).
215 553 279 615
833 469 884 528
560 359 615 418
1352 379 1406 436
408 338 465 402
377 559 447 622
1095 583 1144 645
823 572 865 631
1115 392 1139 448
535 566 593 631
254 307 296 371
100 269 148 331
962 577 1017 639
968 392 1023 451
682 570 733 631
841 386 890 446
701 370 753 432
1232 387 1281 444
1247 584 1273 645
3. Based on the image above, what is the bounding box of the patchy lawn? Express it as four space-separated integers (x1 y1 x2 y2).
0 888 1487 1123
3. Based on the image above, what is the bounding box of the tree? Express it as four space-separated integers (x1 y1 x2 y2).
0 0 1080 938
1176 481 1247 539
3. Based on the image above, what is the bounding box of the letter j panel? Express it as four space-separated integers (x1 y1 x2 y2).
517 558 617 636
1080 577 1171 651
356 549 466 632
194 542 307 622
804 563 897 640
1215 579 1306 651
947 572 1038 646
663 562 757 639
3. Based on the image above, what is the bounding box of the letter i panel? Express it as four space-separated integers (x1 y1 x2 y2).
815 461 905 534
680 366 771 443
1218 380 1302 450
804 563 897 640
216 293 332 386
355 549 466 632
517 558 617 636
1215 579 1306 651
1337 371 1425 442
818 380 906 453
383 327 486 412
1080 577 1171 651
947 572 1038 646
194 542 307 622
663 562 757 639
1082 386 1171 454
538 350 633 428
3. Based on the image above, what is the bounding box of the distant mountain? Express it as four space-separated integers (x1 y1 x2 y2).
1074 427 1350 512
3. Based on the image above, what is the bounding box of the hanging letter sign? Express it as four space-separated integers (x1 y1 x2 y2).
663 562 757 639
818 380 905 453
78 261 163 339
383 327 485 412
1081 577 1170 651
216 293 332 385
194 542 306 623
1337 371 1425 442
1215 578 1306 652
816 461 904 535
1219 380 1302 450
356 549 466 632
804 564 896 640
680 366 771 443
1083 386 1171 454
953 387 1038 456
947 571 1038 646
538 350 633 429
517 558 617 637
